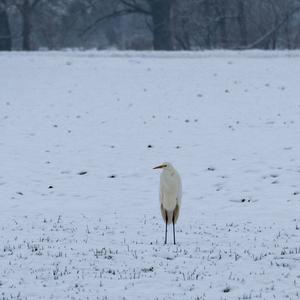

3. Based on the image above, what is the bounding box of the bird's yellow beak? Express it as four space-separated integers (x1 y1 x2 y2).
153 164 167 169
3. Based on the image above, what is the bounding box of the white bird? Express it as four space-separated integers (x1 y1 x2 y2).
153 162 182 244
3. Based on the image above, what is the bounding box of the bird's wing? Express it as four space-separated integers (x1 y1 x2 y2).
176 174 182 207
160 204 167 223
159 181 164 204
173 204 180 224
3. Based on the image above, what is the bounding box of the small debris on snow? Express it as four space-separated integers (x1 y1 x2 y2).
223 287 231 293
141 266 154 273
78 171 87 175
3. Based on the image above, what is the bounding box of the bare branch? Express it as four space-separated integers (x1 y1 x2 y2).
240 6 300 50
80 0 151 37
120 0 150 15
80 8 141 37
32 0 42 9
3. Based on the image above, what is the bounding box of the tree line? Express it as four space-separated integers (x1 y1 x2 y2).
1 0 300 51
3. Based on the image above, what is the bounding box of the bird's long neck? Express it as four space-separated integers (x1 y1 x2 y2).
166 169 175 176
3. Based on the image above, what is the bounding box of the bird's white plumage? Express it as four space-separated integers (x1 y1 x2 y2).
154 162 182 226
159 163 182 211
153 162 182 243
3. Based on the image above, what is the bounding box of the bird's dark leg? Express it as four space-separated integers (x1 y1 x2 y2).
173 215 176 245
165 212 168 245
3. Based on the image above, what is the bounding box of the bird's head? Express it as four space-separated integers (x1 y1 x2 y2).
153 162 174 172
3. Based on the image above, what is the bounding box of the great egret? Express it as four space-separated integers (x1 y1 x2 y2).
153 162 182 245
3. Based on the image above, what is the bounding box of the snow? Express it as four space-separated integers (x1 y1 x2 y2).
1 50 300 299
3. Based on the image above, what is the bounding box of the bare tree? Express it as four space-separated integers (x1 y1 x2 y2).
241 0 300 49
82 0 175 50
236 0 247 46
3 0 300 50
149 0 174 50
11 0 42 50
0 0 11 50
214 0 229 48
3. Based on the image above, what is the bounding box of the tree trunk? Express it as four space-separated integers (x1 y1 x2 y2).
0 3 11 51
150 0 174 50
216 0 228 48
270 15 279 50
237 0 247 47
203 0 212 49
284 16 291 49
21 0 33 50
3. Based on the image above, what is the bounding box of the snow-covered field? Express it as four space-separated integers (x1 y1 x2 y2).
1 51 300 299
